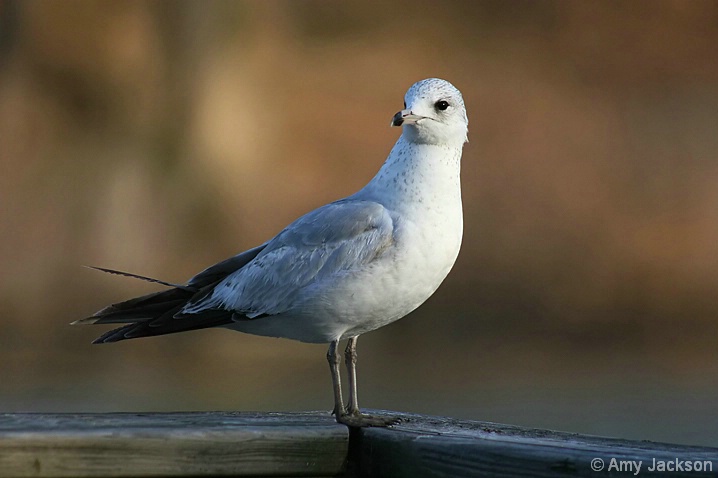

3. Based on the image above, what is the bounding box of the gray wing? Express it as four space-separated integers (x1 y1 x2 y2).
181 199 395 318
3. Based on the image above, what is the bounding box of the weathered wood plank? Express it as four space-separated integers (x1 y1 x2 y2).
0 412 349 478
3 410 718 478
355 411 718 478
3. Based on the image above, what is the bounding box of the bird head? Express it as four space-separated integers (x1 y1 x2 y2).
391 78 468 147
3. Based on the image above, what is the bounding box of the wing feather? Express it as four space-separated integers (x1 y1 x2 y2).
180 199 395 318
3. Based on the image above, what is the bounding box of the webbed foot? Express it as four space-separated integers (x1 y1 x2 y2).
336 411 401 428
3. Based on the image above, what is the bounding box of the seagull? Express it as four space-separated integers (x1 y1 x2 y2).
74 78 469 427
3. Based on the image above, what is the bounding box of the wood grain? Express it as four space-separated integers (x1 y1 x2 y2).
2 410 717 477
0 411 349 477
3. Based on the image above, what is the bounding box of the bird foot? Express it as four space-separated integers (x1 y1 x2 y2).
336 411 401 428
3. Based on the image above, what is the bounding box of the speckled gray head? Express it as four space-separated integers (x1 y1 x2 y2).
391 78 468 147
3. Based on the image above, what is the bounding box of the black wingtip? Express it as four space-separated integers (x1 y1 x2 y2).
91 326 129 344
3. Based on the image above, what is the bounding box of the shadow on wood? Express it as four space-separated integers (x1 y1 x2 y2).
355 412 718 477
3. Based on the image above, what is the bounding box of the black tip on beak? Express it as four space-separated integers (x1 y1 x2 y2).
391 111 404 127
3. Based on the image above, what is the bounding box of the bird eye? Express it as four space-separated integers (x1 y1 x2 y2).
403 101 407 109
435 100 450 111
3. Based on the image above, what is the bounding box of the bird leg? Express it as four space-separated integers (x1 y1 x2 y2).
332 336 401 428
344 336 360 415
326 340 345 417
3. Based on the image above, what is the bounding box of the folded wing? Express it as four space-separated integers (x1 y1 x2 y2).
78 199 395 343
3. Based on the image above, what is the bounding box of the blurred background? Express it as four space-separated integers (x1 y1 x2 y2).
1 0 717 446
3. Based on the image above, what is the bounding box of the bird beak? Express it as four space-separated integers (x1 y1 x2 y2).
391 109 425 127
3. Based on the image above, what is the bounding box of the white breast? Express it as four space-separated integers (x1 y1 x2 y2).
227 138 464 343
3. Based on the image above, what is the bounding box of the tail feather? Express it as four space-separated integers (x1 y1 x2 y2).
84 266 196 291
78 266 240 343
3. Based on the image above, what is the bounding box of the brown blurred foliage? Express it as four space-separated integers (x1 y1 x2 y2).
1 0 717 445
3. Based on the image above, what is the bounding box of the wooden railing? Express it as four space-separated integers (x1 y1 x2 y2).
1 411 716 477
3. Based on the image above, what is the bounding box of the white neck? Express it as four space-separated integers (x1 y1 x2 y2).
357 135 463 215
